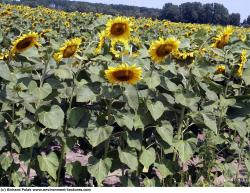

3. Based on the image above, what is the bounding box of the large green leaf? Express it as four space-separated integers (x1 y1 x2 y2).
0 130 7 151
33 83 52 100
154 161 174 179
114 113 134 130
144 71 161 89
0 154 13 171
227 118 247 138
118 147 138 171
0 61 13 81
54 68 73 80
37 152 59 180
38 105 65 129
245 158 250 172
11 172 22 187
202 113 217 133
173 140 194 162
87 157 111 186
68 107 87 128
146 100 165 121
76 86 96 103
139 147 156 169
175 92 200 110
20 47 40 58
124 85 139 111
17 127 39 148
86 125 113 147
66 161 87 183
126 130 142 151
156 122 173 145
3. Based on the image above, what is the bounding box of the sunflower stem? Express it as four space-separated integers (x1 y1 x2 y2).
40 52 51 87
26 146 34 186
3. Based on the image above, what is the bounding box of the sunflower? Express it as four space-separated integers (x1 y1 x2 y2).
0 52 9 60
215 65 226 74
236 50 248 77
238 32 246 42
0 10 12 17
10 32 39 55
212 26 233 49
129 36 142 57
105 16 132 42
110 39 129 58
64 21 71 28
39 29 52 38
105 63 142 85
95 31 106 55
53 37 82 62
149 37 180 63
173 50 194 61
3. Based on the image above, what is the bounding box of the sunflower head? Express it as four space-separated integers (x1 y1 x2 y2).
105 16 132 41
105 63 142 85
212 26 233 49
149 37 180 63
236 50 248 77
39 29 52 38
173 50 195 61
11 32 40 55
215 65 226 74
130 36 142 57
53 37 82 62
110 39 129 58
0 51 9 60
95 31 106 55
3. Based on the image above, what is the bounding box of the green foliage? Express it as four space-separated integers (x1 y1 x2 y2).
0 2 249 188
38 105 65 130
37 152 59 180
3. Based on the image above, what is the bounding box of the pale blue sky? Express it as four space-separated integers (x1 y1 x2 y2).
76 0 249 20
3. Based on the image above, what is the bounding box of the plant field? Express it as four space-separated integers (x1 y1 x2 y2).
0 3 250 187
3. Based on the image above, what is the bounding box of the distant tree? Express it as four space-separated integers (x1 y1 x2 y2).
229 13 240 26
200 3 214 24
247 15 250 25
179 2 203 23
159 3 181 22
4 0 242 26
212 3 229 25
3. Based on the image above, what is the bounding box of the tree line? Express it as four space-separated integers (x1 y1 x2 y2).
1 0 250 26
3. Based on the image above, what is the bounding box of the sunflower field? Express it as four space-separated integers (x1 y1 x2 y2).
0 3 250 187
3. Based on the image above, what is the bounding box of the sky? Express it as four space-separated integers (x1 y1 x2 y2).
76 0 249 21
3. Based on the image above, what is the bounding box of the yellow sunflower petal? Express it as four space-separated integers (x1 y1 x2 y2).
105 63 142 85
11 32 39 55
149 37 180 63
54 37 82 62
212 26 233 49
105 16 132 42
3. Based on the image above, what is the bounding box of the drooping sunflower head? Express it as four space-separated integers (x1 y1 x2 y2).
129 36 142 57
236 49 248 77
149 37 180 63
173 50 195 61
0 51 9 60
212 26 233 49
215 65 226 74
110 39 129 58
39 29 52 38
95 31 106 55
105 16 132 41
105 63 142 85
53 37 82 62
239 32 247 42
11 32 39 55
